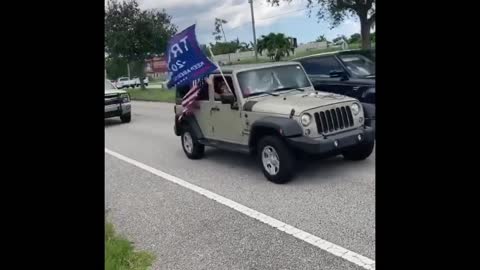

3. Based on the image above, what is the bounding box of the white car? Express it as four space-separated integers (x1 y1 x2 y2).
133 77 149 87
105 80 131 123
115 77 136 89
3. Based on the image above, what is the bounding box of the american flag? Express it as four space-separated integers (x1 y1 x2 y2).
179 79 202 120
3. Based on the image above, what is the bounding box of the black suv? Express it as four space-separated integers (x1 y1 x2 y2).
294 50 375 130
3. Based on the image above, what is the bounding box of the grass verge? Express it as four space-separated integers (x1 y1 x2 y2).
105 222 155 270
127 88 175 103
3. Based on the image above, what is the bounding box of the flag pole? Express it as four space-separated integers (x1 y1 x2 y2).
207 46 234 94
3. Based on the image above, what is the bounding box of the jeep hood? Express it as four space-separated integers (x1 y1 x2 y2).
246 91 357 115
105 89 126 95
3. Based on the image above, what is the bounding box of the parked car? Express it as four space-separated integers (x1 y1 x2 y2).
105 79 131 123
353 49 375 62
293 50 375 130
133 77 149 87
174 62 374 184
115 77 136 89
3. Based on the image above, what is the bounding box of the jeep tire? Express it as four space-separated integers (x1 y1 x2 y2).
342 141 374 161
257 136 295 184
120 112 131 123
181 126 205 159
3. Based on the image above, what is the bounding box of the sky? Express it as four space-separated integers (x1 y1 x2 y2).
131 0 361 45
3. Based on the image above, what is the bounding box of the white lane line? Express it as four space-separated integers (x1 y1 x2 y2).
105 148 375 270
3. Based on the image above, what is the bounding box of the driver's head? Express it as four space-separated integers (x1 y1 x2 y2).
216 80 226 94
220 82 228 93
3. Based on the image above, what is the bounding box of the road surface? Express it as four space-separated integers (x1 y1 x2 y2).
105 101 375 269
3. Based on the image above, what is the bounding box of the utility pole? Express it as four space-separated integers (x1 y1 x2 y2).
127 63 131 79
248 0 258 62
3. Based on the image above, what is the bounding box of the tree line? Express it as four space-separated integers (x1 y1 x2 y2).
104 0 177 88
105 0 376 82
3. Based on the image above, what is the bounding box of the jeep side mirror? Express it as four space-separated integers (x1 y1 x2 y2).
220 94 235 104
329 70 348 80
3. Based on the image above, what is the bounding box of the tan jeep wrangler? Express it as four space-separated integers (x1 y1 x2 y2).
174 62 374 183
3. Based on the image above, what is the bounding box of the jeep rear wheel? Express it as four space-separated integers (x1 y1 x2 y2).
181 127 204 159
257 136 295 184
342 141 374 161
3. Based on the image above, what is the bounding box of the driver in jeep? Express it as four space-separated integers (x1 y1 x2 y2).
214 78 233 100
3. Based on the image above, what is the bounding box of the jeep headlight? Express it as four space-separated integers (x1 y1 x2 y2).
301 113 312 126
351 103 361 115
120 93 130 103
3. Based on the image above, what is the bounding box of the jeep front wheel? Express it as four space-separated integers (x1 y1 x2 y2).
257 136 295 184
181 127 204 159
120 112 131 123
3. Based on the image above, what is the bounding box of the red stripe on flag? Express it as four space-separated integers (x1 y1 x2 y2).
182 93 199 107
182 87 200 106
183 99 196 109
182 80 199 98
183 85 199 101
179 82 202 120
182 83 199 98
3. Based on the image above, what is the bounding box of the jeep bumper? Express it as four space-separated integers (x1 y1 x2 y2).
105 103 131 118
286 126 374 155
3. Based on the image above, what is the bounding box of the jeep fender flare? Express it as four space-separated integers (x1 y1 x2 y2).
176 114 204 140
249 116 303 150
360 102 375 133
361 87 375 103
360 102 375 119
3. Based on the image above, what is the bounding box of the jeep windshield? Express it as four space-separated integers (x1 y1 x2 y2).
237 64 311 98
338 54 375 78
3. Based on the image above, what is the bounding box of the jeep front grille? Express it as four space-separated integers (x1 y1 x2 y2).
314 106 354 134
105 94 121 106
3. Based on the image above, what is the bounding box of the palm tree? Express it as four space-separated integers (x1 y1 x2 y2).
256 33 295 61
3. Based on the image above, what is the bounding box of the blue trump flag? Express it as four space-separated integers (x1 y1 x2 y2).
166 24 217 88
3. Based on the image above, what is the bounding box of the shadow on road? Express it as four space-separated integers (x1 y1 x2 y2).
105 118 123 128
204 148 257 168
202 147 373 184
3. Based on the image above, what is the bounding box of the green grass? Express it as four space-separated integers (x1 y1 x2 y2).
148 79 167 84
127 87 175 103
105 222 155 270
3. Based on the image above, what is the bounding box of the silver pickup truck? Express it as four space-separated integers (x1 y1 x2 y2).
105 80 131 123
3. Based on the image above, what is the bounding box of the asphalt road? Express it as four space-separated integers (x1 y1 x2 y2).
105 101 375 269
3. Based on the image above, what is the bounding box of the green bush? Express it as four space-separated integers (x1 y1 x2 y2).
105 223 155 270
126 88 175 103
